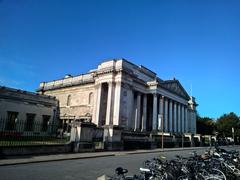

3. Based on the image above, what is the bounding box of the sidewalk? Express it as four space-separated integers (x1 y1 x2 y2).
0 146 208 166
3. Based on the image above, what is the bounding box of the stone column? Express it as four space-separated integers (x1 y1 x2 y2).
158 95 164 130
137 92 141 130
193 112 197 134
93 83 102 126
158 95 162 116
184 107 188 133
134 92 141 131
181 105 185 133
142 94 147 131
127 89 134 130
152 93 158 130
164 98 169 132
161 96 165 131
113 82 121 126
189 111 193 133
106 82 115 125
169 100 173 132
189 111 192 133
173 101 177 132
178 103 181 133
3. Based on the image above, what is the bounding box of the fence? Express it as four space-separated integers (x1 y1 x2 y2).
0 118 70 147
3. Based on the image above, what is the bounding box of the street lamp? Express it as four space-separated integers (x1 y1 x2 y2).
182 133 184 149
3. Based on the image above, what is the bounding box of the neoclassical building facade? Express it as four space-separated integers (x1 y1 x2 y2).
38 59 197 137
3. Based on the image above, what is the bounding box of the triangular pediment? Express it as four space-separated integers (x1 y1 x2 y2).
160 80 190 99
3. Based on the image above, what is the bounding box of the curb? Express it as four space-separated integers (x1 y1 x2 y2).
0 154 115 166
126 147 207 155
0 146 218 166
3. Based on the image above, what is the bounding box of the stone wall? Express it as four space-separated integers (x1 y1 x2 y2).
1 144 73 156
44 84 95 119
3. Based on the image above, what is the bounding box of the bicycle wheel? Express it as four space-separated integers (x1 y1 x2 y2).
204 168 226 180
177 175 188 180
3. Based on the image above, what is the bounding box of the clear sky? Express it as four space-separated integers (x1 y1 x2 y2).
0 0 240 119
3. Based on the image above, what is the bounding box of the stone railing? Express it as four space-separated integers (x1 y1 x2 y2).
39 73 94 91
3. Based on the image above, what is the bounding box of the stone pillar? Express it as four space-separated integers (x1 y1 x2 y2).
106 82 115 125
161 96 165 131
70 122 96 152
185 107 188 133
188 110 192 133
181 105 185 133
164 98 168 132
169 100 173 133
158 95 162 116
127 89 134 130
158 96 162 129
178 103 181 133
134 92 141 131
142 94 147 131
113 82 121 126
152 93 158 130
93 83 102 126
137 92 141 130
173 101 177 132
193 112 197 134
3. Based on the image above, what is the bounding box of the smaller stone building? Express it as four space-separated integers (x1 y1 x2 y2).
0 86 59 136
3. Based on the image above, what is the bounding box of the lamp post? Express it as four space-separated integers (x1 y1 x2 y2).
232 127 235 145
182 133 184 149
213 131 218 147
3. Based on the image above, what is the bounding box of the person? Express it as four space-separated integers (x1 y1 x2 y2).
0 147 5 159
57 128 64 138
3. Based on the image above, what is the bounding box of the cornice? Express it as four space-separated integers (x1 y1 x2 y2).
0 94 57 107
38 80 95 92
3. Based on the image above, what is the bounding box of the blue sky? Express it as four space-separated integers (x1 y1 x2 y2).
0 0 240 119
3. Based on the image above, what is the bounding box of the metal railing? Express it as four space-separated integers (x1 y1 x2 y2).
0 118 70 147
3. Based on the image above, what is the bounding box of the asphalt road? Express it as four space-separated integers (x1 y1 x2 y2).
0 146 239 180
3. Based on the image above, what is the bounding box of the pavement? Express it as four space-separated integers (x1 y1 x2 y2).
0 146 208 166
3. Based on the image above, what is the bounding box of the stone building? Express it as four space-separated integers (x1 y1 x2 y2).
0 86 58 135
38 59 197 148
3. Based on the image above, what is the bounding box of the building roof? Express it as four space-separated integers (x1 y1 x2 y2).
0 86 57 106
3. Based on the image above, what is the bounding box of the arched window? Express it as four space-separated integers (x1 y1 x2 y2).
67 95 71 106
89 92 93 105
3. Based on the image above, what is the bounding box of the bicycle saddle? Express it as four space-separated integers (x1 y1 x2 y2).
115 167 128 175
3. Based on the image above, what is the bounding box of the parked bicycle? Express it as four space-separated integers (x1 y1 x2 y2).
97 146 240 180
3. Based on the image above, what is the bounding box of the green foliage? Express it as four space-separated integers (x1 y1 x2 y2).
197 115 216 135
196 112 240 138
216 112 240 137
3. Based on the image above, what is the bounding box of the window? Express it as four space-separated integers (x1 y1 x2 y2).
42 115 51 132
25 113 35 131
5 111 18 130
89 92 93 105
67 95 71 106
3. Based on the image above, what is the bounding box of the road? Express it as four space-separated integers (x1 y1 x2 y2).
0 146 239 180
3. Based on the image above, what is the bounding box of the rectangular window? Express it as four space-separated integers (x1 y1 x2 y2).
5 111 18 130
42 115 51 132
25 113 35 131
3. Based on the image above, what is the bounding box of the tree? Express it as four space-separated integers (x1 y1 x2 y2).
216 112 240 139
197 115 216 135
